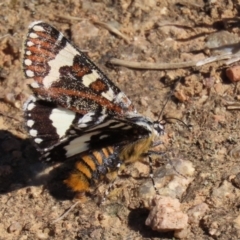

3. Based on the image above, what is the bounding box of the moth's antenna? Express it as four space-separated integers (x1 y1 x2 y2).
164 117 192 130
157 78 191 130
157 94 171 122
157 78 180 121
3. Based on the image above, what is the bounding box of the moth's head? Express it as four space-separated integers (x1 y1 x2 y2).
153 121 164 136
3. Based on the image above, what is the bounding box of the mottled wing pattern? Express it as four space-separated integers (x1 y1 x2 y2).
22 21 134 155
39 118 141 162
22 21 135 116
22 22 166 195
24 96 111 150
22 21 159 164
24 96 153 162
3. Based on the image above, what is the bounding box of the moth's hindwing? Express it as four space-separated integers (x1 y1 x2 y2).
24 96 154 163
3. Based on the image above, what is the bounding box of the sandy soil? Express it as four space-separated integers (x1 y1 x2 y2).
1 0 240 239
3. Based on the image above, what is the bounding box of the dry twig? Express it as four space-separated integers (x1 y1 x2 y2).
52 201 80 223
109 58 197 70
54 15 83 21
92 20 130 43
110 50 240 70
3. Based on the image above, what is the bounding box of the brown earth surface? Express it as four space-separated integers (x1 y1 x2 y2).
1 0 240 239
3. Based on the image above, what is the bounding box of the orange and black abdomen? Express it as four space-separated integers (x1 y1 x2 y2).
64 146 120 192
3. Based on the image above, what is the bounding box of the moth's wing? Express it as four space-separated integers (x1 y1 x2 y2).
22 21 149 162
24 96 109 150
40 118 139 162
22 21 135 116
24 97 144 161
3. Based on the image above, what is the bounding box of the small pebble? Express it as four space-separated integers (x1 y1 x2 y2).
145 196 188 232
231 173 240 189
8 221 22 233
226 66 240 82
188 203 209 224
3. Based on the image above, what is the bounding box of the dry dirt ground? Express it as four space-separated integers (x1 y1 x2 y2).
1 0 240 239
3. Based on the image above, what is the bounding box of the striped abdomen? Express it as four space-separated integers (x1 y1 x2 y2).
64 146 121 192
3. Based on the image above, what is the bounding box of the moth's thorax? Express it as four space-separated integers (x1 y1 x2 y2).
153 120 165 137
119 135 154 163
125 112 164 138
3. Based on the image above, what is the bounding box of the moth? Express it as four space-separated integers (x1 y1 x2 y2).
22 21 164 193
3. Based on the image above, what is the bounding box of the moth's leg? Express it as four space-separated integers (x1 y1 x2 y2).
101 162 122 203
147 150 166 156
150 139 165 156
144 150 167 195
96 151 123 204
146 152 187 196
151 140 164 148
148 155 159 195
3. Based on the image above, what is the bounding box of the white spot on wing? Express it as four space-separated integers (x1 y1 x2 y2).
99 135 109 139
33 25 45 32
23 96 36 111
30 82 40 88
101 87 114 101
86 120 115 131
114 92 132 108
26 70 34 77
29 21 43 29
64 120 127 158
56 33 63 43
49 107 76 138
26 51 31 55
27 41 34 47
24 59 32 66
64 135 92 158
30 129 37 137
43 42 79 88
35 138 43 144
29 33 38 38
77 112 94 128
108 122 130 129
44 152 50 157
27 120 34 127
82 70 100 87
27 102 35 111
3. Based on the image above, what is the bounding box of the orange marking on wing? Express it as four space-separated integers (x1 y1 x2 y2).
89 79 108 93
29 88 87 114
27 64 46 74
30 85 124 114
32 88 88 115
72 62 91 77
49 87 124 114
27 54 46 63
35 31 57 43
27 46 55 59
28 38 52 50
